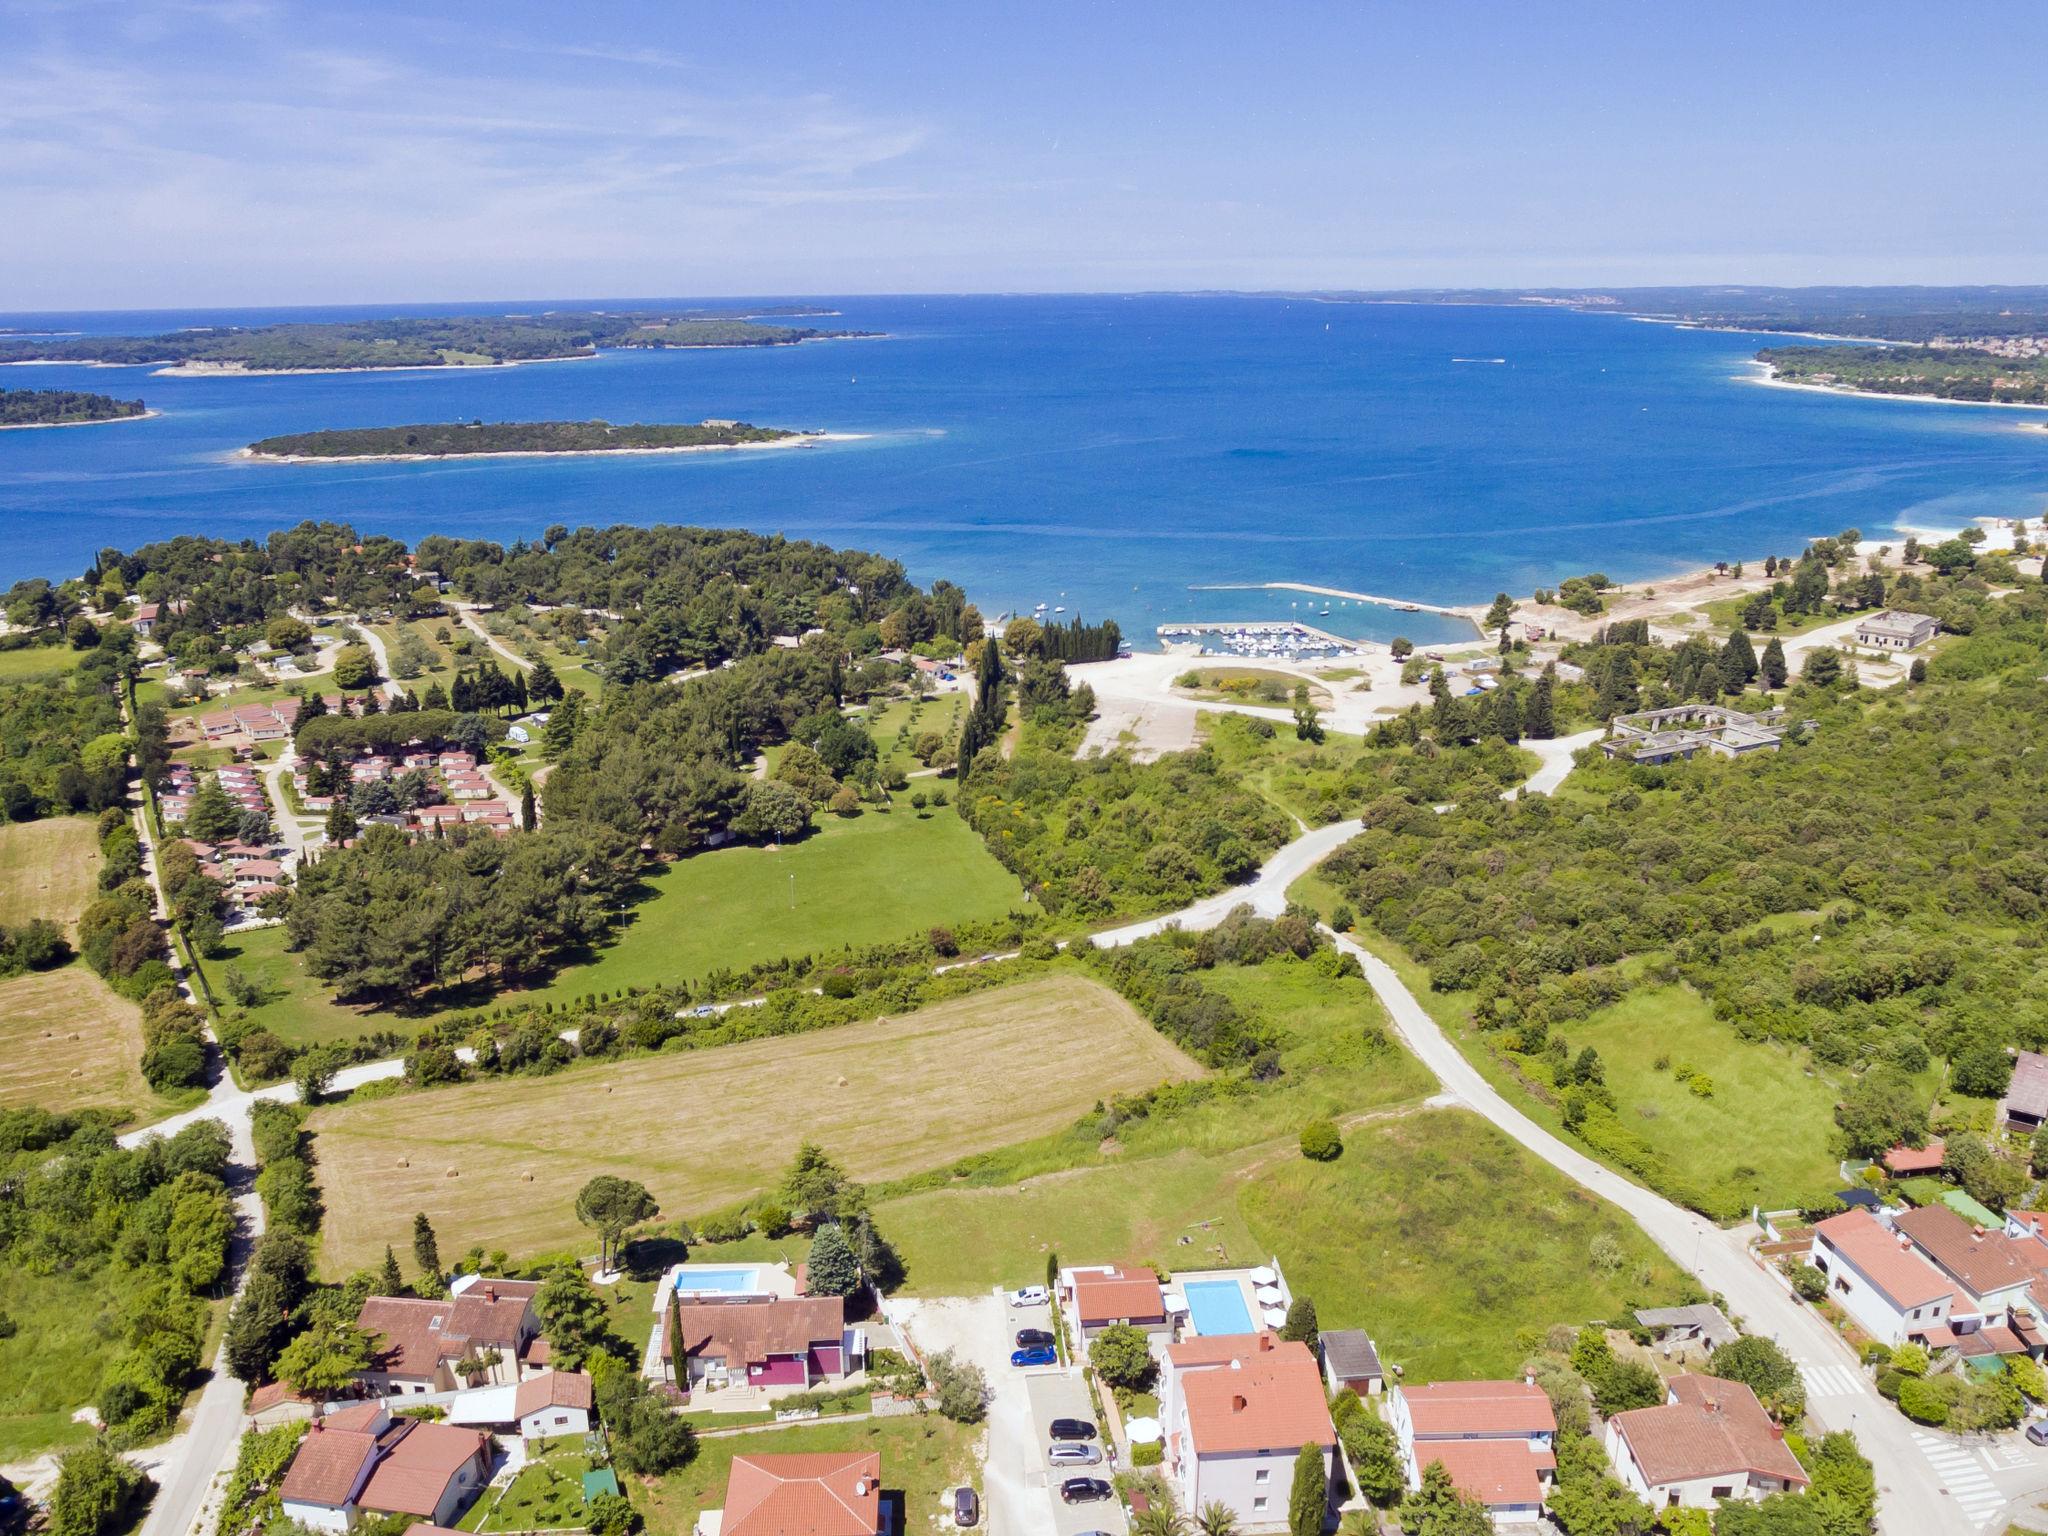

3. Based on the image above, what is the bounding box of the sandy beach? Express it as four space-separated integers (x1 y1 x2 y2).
0 408 160 431
236 430 868 465
1741 358 2048 413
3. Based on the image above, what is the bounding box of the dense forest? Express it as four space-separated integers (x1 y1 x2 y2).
0 312 870 370
246 419 798 458
0 388 147 425
1758 345 2048 403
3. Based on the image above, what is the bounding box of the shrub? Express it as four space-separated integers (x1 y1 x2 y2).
1787 1264 1827 1303
1130 1440 1162 1467
1897 1377 1949 1425
925 1348 989 1424
1299 1118 1342 1161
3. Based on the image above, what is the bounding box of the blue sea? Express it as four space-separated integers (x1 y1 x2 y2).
4 295 2044 648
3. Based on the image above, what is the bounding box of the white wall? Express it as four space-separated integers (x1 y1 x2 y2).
1187 1445 1333 1528
280 1500 352 1533
1807 1236 1948 1348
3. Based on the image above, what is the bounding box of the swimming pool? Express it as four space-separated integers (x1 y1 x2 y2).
1182 1278 1255 1336
670 1267 757 1294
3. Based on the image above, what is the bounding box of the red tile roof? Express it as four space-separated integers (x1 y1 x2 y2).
1813 1210 1952 1309
279 1425 379 1507
1609 1375 1808 1491
1072 1265 1165 1325
514 1370 594 1418
664 1296 844 1369
1882 1140 1946 1174
359 1422 488 1519
1178 1339 1335 1456
1894 1204 2048 1299
723 1452 881 1536
1401 1380 1556 1438
1416 1441 1551 1508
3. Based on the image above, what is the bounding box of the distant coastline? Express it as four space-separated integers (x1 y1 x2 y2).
240 430 867 465
1742 358 2048 414
152 353 602 379
0 408 160 432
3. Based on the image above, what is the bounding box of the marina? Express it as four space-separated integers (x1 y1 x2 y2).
1154 619 1371 659
1194 580 1481 627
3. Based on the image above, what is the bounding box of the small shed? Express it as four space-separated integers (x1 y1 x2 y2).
1320 1329 1384 1396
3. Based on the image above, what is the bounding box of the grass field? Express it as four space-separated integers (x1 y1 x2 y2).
199 789 1023 1047
0 644 85 683
853 693 966 776
0 1266 120 1459
877 1104 1679 1380
635 1415 980 1536
0 964 158 1114
0 815 101 931
1696 594 1838 637
370 617 463 683
307 974 1201 1273
1174 667 1333 709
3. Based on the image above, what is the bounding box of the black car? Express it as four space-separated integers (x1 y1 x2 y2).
1048 1416 1097 1441
953 1486 980 1528
1015 1328 1055 1349
1060 1478 1114 1504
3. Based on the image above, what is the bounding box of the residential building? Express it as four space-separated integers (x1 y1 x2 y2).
2000 1052 2048 1135
1632 1305 1738 1355
1807 1210 1953 1347
445 1370 594 1440
357 1282 540 1395
1891 1204 2048 1355
661 1295 850 1394
277 1404 489 1533
1852 610 1938 651
1159 1333 1336 1528
704 1452 884 1536
1387 1380 1556 1528
1319 1329 1384 1396
1882 1140 1946 1176
1605 1375 1808 1510
1059 1263 1170 1341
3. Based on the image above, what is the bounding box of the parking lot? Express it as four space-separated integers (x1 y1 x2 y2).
1026 1371 1127 1536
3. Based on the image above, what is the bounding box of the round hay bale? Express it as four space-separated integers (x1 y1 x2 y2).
70 1067 83 1078
397 1157 409 1168
445 1167 460 1178
521 1171 535 1183
836 1074 849 1088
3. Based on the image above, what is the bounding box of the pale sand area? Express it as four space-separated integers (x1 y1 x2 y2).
237 430 867 465
0 409 159 431
152 352 601 378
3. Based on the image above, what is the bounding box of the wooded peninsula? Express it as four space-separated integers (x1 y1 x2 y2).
244 419 801 459
1758 345 2048 405
0 311 874 372
0 387 149 425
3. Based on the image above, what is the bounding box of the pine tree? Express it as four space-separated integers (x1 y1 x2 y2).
423 681 450 711
378 1245 405 1295
520 783 537 832
1718 629 1758 693
1486 685 1520 743
1523 666 1556 740
1287 1443 1327 1536
528 656 562 702
1759 636 1789 690
324 800 357 844
183 776 241 843
412 1212 441 1281
805 1222 862 1298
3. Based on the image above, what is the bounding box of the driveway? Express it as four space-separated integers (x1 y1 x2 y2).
1025 1375 1124 1536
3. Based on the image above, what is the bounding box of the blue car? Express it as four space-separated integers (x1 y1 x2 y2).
1011 1344 1058 1367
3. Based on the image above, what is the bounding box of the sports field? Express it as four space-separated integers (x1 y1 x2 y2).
200 788 1023 1046
0 815 101 932
307 973 1199 1273
0 964 154 1113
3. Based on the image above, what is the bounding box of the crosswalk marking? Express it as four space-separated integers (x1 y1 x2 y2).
1797 1362 1864 1398
1910 1432 2006 1528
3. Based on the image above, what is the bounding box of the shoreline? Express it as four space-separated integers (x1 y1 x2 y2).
1192 581 1483 631
1740 359 2048 414
0 408 160 432
151 352 604 379
236 430 869 465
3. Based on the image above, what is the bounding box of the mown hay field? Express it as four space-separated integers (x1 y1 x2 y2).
308 973 1198 1273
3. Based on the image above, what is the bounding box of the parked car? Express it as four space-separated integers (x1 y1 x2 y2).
1060 1478 1114 1504
2028 1420 2048 1447
1008 1285 1050 1308
1048 1417 1097 1441
1015 1328 1055 1348
1011 1344 1058 1367
1048 1443 1102 1466
953 1487 979 1528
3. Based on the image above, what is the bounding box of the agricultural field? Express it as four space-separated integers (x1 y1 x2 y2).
0 965 157 1114
635 1415 980 1536
0 644 85 683
307 974 1200 1273
0 814 100 931
197 788 1023 1047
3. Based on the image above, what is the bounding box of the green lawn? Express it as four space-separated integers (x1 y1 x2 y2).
852 693 966 776
636 1415 981 1536
197 791 1024 1046
459 1439 602 1533
0 644 85 683
0 1267 121 1459
1696 594 1839 637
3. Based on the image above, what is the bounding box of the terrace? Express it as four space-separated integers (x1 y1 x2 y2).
1167 1260 1293 1338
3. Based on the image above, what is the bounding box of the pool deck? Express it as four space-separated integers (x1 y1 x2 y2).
1168 1263 1294 1338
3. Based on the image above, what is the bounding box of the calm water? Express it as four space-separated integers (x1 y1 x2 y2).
4 295 2044 647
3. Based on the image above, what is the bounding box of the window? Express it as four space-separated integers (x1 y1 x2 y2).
1254 1471 1270 1485
1711 1487 1732 1500
1252 1499 1267 1513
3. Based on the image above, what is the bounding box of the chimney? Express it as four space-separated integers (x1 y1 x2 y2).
1231 1395 1248 1413
1229 1358 1242 1371
1258 1333 1275 1353
484 1285 496 1302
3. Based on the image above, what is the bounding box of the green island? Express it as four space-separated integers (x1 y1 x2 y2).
244 418 802 460
0 387 149 426
1758 344 2048 404
0 310 874 372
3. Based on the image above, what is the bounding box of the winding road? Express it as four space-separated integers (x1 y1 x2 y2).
114 721 1999 1535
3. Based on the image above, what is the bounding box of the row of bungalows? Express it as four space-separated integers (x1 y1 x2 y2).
200 697 304 743
1809 1205 2048 1358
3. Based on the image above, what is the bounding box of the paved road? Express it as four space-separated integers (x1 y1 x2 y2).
453 606 535 672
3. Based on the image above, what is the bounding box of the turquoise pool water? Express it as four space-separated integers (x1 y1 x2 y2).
1183 1278 1255 1336
670 1267 756 1292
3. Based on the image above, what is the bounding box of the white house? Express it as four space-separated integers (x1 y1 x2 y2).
1807 1209 1953 1348
1058 1263 1171 1342
1852 610 1938 651
1891 1204 2047 1355
277 1404 490 1533
1605 1375 1808 1511
1160 1333 1335 1528
445 1370 594 1440
1387 1380 1555 1528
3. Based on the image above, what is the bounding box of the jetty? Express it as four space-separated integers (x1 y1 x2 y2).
1154 620 1368 659
1193 581 1480 629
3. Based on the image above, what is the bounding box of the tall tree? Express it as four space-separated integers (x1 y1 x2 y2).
1719 628 1759 691
413 1212 441 1281
273 1320 374 1395
573 1176 659 1273
377 1245 405 1296
182 776 241 843
535 1264 614 1370
1288 1443 1327 1536
1523 665 1557 740
805 1222 862 1298
1759 635 1789 690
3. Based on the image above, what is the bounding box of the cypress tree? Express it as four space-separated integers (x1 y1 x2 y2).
1524 666 1556 740
412 1212 441 1280
1719 628 1759 691
378 1245 405 1296
520 783 537 832
1288 1442 1328 1536
1759 636 1789 690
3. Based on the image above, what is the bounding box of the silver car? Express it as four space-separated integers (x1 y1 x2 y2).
1048 1442 1103 1466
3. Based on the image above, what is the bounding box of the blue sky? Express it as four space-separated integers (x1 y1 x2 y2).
6 0 2047 308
